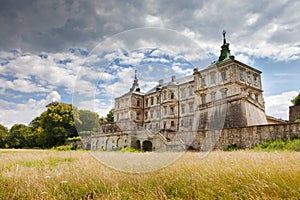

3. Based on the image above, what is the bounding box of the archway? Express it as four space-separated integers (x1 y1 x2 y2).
142 140 152 151
135 140 141 150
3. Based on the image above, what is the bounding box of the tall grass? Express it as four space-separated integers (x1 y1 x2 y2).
0 149 300 199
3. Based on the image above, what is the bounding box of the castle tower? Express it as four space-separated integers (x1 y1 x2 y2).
193 31 267 129
114 70 144 131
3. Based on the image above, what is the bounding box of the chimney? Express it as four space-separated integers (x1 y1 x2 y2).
171 76 176 82
158 79 163 86
193 68 198 75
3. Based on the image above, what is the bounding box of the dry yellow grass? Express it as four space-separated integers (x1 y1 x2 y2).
0 149 300 199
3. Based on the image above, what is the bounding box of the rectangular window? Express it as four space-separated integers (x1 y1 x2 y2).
137 99 140 107
181 104 185 114
171 92 175 99
201 95 206 105
164 107 167 116
181 88 186 99
170 107 174 115
171 121 175 127
151 97 154 105
145 111 148 119
189 118 192 126
211 92 216 102
247 74 252 83
210 72 216 85
221 71 227 80
136 112 140 120
201 77 206 86
145 98 148 107
150 111 154 119
255 94 259 102
221 91 227 99
189 103 193 113
254 76 258 86
189 86 193 96
240 71 244 81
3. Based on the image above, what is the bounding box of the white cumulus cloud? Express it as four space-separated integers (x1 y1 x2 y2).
265 90 299 120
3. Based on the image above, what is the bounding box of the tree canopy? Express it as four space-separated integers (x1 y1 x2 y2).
106 109 114 122
292 93 300 106
74 109 101 132
0 124 9 148
0 101 110 149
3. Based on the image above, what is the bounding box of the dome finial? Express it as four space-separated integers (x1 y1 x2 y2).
222 30 226 44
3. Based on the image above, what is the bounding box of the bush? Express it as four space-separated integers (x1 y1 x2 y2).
120 147 141 153
292 93 300 106
253 137 300 151
224 143 241 151
54 144 77 151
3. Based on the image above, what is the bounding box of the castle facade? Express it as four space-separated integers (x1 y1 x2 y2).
88 33 271 151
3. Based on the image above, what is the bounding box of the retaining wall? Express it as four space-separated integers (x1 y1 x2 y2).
195 123 300 150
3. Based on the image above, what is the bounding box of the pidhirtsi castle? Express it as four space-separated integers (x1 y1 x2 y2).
84 32 300 151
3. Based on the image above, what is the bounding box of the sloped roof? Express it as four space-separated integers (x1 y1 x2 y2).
145 74 194 95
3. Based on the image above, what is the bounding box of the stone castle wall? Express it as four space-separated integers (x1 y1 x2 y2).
289 105 300 122
191 122 300 150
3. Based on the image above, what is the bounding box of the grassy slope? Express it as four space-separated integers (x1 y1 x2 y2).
0 149 300 199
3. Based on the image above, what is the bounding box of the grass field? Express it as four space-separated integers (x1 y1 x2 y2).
1 149 300 199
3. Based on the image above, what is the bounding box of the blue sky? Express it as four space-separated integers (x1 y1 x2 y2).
0 0 300 128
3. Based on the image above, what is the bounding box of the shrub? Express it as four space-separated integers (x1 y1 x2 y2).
120 147 141 153
224 143 241 151
54 144 77 151
253 137 300 151
292 93 300 106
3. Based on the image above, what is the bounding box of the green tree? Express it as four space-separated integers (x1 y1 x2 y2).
30 102 77 148
6 124 33 148
292 93 300 106
106 109 114 122
75 109 101 132
0 124 9 148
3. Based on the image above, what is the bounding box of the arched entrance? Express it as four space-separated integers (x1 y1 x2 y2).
135 140 141 150
142 140 152 151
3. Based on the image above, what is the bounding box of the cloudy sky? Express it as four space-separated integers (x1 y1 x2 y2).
0 0 300 128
